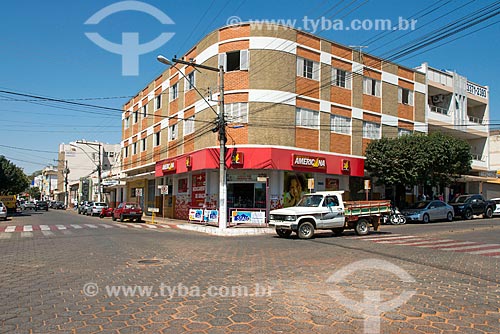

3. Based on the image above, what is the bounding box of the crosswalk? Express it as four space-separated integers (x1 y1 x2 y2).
0 223 172 239
353 234 500 258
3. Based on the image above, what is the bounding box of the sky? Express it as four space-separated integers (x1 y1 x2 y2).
0 0 499 175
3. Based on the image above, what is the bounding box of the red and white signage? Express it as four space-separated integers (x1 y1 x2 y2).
291 154 327 170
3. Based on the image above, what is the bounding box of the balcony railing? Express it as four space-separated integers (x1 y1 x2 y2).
471 154 485 161
430 105 450 115
468 115 484 124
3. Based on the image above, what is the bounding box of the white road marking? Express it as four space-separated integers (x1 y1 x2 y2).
354 234 402 239
467 247 500 255
361 235 417 241
85 224 98 229
41 231 54 237
56 225 67 230
61 230 72 235
5 226 16 233
70 224 83 229
39 225 50 231
23 225 33 232
375 237 426 244
157 224 171 229
0 233 12 239
144 225 158 229
100 224 114 228
439 243 490 251
21 232 33 238
416 241 476 248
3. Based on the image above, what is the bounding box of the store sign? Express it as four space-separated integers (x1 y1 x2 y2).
162 161 176 172
191 173 206 207
185 156 192 168
342 159 350 172
292 154 326 170
467 82 487 98
231 152 244 165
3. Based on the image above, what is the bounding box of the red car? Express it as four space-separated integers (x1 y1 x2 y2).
112 202 143 222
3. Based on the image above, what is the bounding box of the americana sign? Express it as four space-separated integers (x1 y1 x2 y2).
291 154 327 170
162 161 176 172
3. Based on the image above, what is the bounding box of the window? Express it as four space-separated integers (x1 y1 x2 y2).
184 116 195 135
297 57 319 80
219 50 249 72
185 71 195 91
363 77 381 97
133 111 138 123
171 83 178 101
155 94 162 110
398 87 414 105
141 138 146 152
154 132 161 147
363 121 381 139
296 108 319 129
124 117 129 129
332 68 351 89
124 146 129 158
142 104 148 118
168 124 178 141
132 142 137 155
398 128 412 137
331 115 351 135
225 103 248 124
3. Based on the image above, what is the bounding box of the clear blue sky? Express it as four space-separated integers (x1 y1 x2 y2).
1 0 498 174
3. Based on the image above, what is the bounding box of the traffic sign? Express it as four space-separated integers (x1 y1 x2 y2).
148 207 159 213
159 185 169 195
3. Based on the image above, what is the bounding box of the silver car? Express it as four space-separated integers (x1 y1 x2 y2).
0 201 7 221
86 202 108 216
402 200 454 223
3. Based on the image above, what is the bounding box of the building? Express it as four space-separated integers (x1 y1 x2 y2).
57 141 121 207
416 63 495 199
121 23 427 220
40 165 58 201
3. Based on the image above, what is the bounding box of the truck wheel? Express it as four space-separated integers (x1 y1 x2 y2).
332 228 344 236
446 212 453 222
484 207 493 219
276 229 292 238
355 219 369 236
297 222 314 239
463 209 472 220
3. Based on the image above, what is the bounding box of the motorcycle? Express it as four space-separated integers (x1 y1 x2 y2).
99 207 114 219
382 205 407 225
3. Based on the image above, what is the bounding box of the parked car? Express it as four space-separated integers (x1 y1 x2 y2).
35 201 49 211
491 198 500 216
0 201 7 221
53 201 66 210
86 202 107 216
401 200 454 223
449 194 496 220
112 202 143 222
21 201 36 210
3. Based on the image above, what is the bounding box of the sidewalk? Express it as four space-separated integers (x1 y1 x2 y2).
142 215 275 237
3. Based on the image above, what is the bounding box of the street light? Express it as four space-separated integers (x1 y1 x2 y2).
157 55 227 229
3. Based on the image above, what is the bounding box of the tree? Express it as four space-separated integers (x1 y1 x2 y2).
365 133 471 201
0 156 30 195
27 187 41 200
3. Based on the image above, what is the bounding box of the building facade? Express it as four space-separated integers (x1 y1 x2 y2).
416 63 494 199
57 141 121 206
121 23 427 220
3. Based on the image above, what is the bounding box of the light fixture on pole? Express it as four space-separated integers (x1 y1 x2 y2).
157 55 227 229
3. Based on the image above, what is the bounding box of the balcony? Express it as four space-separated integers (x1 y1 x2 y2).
430 105 450 115
468 115 483 125
471 153 488 171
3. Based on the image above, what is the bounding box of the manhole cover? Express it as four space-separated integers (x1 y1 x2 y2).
137 259 161 264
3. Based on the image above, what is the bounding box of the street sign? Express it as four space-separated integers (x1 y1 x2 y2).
135 188 143 197
148 207 159 213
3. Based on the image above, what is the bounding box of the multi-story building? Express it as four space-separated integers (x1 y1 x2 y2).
121 23 427 220
40 165 58 201
57 141 121 206
416 63 494 198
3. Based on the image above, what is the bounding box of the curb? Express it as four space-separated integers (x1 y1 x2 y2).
175 224 275 237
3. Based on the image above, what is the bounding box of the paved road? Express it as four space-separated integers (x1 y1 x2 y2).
1 210 499 333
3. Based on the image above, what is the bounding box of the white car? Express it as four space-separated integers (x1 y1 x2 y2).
86 202 108 216
491 198 500 216
21 201 36 210
0 201 7 221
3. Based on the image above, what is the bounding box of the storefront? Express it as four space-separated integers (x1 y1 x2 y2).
155 146 365 221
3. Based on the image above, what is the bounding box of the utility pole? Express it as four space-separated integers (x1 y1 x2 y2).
64 160 69 207
157 55 227 229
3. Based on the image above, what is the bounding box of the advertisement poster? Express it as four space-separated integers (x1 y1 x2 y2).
191 173 206 207
188 208 203 221
283 172 311 207
326 178 340 191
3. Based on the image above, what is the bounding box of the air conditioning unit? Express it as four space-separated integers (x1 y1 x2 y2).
432 94 444 103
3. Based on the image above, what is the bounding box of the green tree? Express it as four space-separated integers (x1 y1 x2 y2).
0 156 30 195
365 133 471 199
27 187 41 200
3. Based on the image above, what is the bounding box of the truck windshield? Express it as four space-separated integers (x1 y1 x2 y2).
297 195 323 207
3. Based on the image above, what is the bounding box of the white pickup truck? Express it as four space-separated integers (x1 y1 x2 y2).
268 191 391 239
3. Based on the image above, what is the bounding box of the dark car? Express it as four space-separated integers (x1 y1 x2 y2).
449 194 496 220
112 202 143 222
35 201 49 211
54 201 66 210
